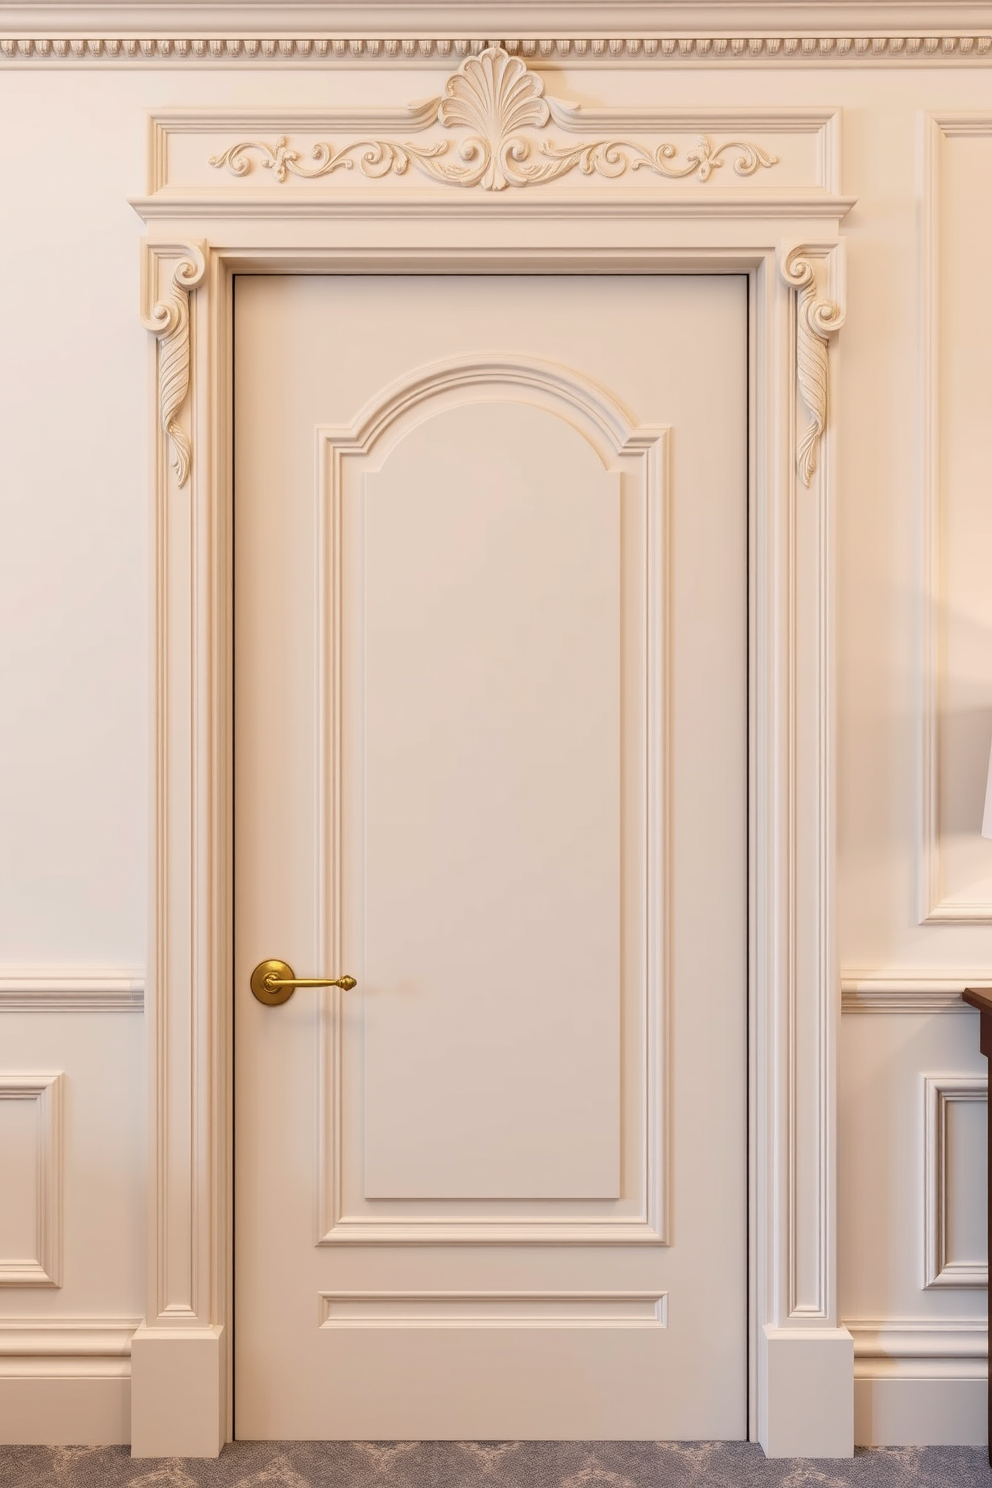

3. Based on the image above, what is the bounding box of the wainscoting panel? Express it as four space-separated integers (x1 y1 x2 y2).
923 1074 988 1289
0 1074 63 1288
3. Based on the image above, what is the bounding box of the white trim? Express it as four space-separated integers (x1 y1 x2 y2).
0 1318 140 1378
0 1073 64 1289
317 1291 669 1328
923 1073 988 1290
134 53 852 1455
0 969 144 1012
315 359 669 1249
134 195 857 222
841 969 992 1012
849 1318 988 1380
918 112 992 924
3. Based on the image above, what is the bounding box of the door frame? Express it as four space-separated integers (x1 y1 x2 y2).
130 60 854 1459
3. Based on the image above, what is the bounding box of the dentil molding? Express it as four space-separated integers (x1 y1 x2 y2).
4 34 992 62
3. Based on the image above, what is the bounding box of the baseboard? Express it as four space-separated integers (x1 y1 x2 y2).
849 1318 987 1446
0 1319 139 1446
0 1376 131 1446
854 1379 987 1447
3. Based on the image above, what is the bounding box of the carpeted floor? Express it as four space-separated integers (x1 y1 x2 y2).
0 1442 989 1488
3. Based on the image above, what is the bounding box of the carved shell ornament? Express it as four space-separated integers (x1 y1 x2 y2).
209 46 778 192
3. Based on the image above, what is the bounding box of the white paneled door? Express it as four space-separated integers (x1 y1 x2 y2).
234 275 747 1440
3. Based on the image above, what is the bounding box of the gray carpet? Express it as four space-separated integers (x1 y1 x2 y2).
0 1442 989 1488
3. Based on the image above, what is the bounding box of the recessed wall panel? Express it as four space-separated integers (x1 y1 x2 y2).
362 400 621 1200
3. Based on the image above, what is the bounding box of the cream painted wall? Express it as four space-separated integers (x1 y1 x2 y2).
1 50 991 1448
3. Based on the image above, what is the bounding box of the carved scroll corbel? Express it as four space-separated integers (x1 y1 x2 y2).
141 243 207 488
780 244 845 488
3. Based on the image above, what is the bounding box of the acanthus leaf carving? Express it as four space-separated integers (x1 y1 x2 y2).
141 245 206 488
207 46 778 194
780 244 845 487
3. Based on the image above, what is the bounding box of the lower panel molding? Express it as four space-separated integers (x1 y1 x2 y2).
0 1073 64 1289
319 1290 668 1328
849 1318 987 1380
923 1075 989 1290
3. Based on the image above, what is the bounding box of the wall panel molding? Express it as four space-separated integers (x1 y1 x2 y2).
0 1073 64 1288
143 83 841 209
316 355 669 1248
849 1318 987 1379
0 1317 139 1377
318 1291 668 1328
841 969 992 1012
923 1073 988 1289
918 112 992 924
0 968 144 1012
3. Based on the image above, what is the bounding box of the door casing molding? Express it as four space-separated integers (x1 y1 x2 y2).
131 58 853 1459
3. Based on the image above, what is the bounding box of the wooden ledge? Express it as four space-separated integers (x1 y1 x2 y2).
962 987 992 1014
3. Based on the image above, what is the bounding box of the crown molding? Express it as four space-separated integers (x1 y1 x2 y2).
3 3 992 29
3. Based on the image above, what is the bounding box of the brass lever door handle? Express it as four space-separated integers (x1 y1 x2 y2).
250 958 358 1006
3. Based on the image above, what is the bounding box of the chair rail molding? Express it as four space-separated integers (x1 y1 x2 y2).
134 43 853 1459
841 969 992 1012
0 968 144 1012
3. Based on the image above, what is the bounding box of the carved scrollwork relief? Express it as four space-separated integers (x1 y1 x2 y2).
141 246 206 488
208 47 778 193
780 245 845 487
